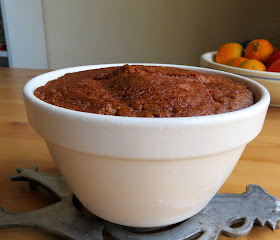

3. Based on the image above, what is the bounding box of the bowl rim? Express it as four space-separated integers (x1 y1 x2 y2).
23 63 270 127
201 51 280 80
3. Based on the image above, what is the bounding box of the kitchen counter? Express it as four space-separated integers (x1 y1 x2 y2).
0 67 279 239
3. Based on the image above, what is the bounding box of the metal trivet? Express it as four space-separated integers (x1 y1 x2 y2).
0 167 279 240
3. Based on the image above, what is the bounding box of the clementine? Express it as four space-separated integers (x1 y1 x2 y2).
228 57 248 67
216 43 243 65
238 59 267 71
244 39 274 63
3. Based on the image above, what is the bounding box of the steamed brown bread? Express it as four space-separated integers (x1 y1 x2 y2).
34 65 254 117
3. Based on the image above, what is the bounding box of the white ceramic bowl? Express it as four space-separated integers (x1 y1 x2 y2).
200 51 280 107
23 63 270 227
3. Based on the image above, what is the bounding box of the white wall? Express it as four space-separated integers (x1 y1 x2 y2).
1 0 48 68
42 0 280 69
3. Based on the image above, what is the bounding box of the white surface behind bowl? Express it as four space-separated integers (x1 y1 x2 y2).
200 51 280 107
23 64 270 227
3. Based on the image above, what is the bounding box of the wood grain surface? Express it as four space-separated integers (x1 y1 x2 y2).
0 67 279 239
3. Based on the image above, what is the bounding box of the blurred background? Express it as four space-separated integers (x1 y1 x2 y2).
1 0 280 69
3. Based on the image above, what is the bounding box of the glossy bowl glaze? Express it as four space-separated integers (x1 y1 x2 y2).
201 51 280 107
23 63 270 227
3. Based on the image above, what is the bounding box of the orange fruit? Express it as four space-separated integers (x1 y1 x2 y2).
216 43 243 65
244 39 274 63
228 57 248 67
238 59 267 71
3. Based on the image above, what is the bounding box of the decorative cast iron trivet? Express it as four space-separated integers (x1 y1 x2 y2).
0 167 279 240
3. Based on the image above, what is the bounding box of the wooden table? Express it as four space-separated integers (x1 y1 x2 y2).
0 67 279 239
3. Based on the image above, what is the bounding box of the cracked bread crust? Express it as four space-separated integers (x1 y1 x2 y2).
34 64 254 117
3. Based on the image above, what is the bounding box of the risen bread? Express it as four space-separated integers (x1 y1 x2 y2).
34 64 254 117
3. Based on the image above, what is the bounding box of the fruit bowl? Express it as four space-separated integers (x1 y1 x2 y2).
201 51 280 107
23 63 270 227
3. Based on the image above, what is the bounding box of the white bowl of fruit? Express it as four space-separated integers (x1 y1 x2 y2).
200 39 280 107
